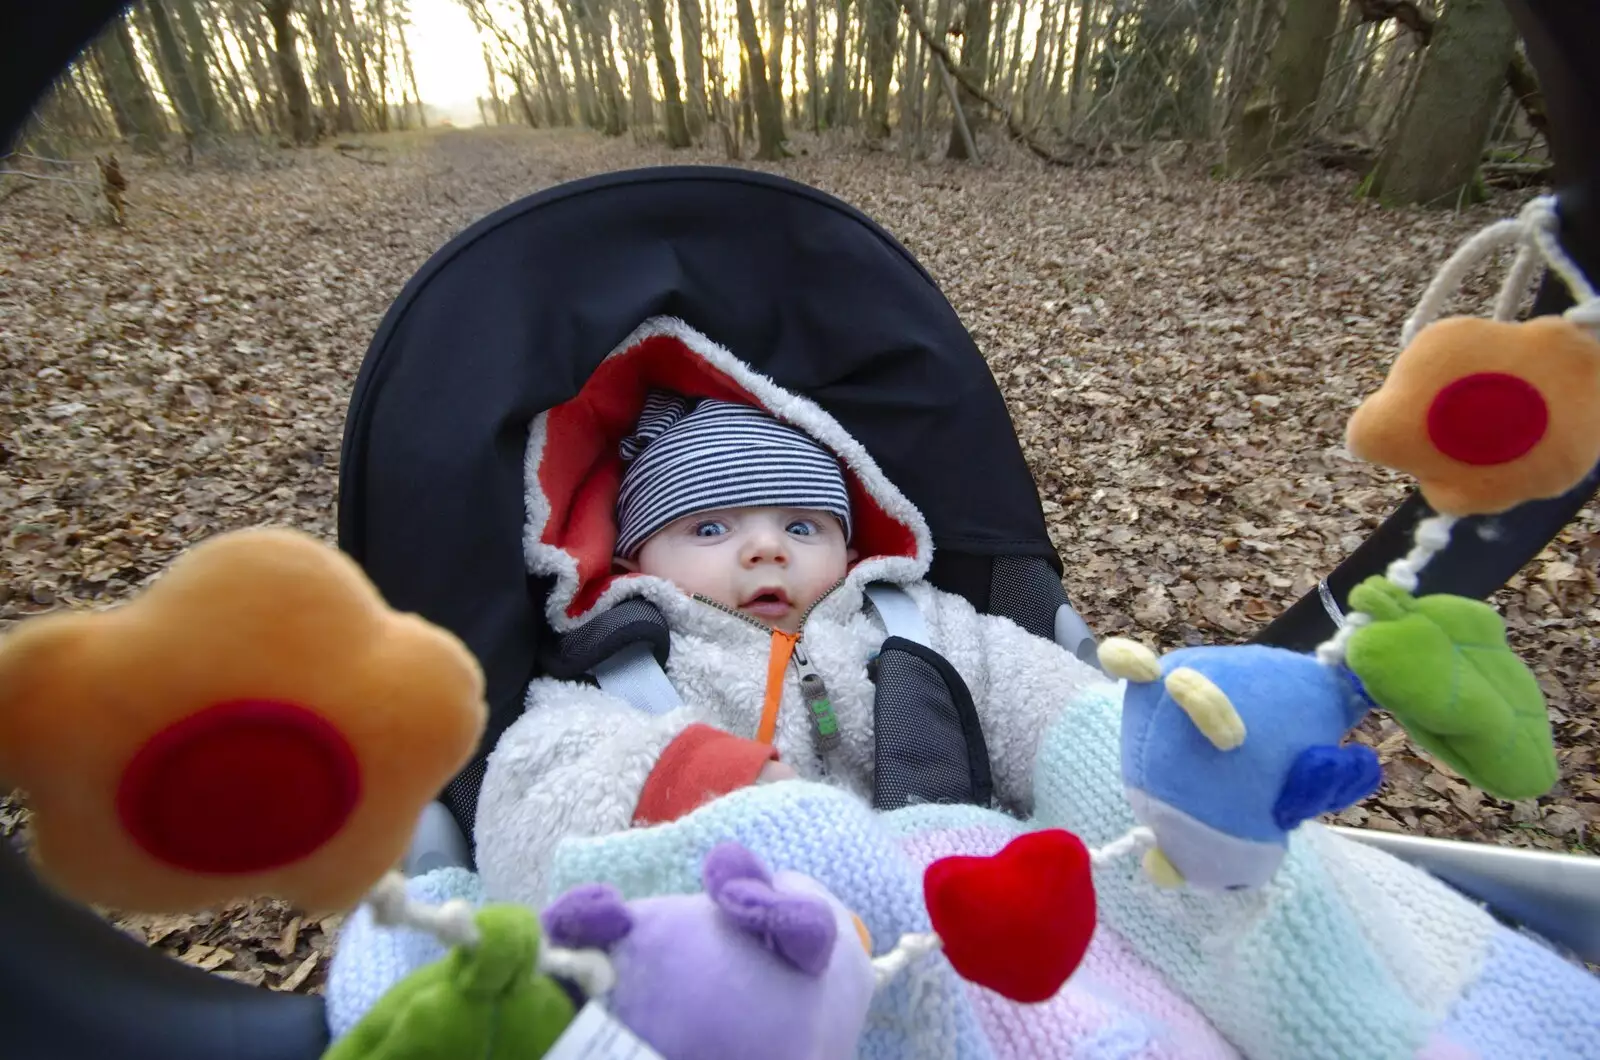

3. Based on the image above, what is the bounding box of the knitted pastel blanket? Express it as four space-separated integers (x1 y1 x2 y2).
328 686 1599 1059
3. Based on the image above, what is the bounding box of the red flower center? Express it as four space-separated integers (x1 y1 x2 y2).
116 700 360 874
1425 372 1548 466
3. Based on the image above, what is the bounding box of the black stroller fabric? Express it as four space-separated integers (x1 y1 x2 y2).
337 166 1067 830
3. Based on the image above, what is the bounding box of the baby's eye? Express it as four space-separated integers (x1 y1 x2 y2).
693 520 729 538
786 519 818 537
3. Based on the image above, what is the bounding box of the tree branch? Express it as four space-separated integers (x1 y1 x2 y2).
1352 0 1433 45
899 0 1079 166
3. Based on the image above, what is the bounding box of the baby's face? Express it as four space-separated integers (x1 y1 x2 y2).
621 506 854 632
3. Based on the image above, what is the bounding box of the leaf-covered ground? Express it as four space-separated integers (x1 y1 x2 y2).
2 127 1595 993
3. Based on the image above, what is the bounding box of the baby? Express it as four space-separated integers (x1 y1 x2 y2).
475 382 1109 907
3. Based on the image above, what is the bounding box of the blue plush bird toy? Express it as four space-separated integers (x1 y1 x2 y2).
1098 639 1383 892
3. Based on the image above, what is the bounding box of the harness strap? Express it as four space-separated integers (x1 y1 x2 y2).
590 641 684 716
863 583 930 646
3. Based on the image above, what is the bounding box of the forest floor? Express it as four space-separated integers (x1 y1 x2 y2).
2 125 1596 994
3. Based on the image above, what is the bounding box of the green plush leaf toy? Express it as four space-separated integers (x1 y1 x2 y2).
1344 576 1558 801
322 903 577 1060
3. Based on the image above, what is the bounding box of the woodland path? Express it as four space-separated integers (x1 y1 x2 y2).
1 126 1593 991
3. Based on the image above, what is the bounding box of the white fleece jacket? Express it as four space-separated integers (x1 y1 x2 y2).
474 317 1111 908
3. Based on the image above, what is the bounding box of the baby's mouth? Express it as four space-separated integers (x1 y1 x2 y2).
740 587 792 618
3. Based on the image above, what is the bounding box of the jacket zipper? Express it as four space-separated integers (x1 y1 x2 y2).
691 578 846 755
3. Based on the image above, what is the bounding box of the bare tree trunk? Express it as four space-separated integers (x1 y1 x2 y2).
823 0 851 126
788 3 802 124
483 45 506 124
172 0 227 133
622 0 655 132
946 0 990 157
1369 0 1518 206
262 0 318 143
335 0 381 129
577 0 626 134
803 0 820 131
373 0 392 131
506 64 541 126
645 0 691 145
921 0 954 131
989 0 1011 103
208 8 261 133
70 51 117 141
897 0 924 150
230 0 284 131
1224 0 1342 175
397 13 425 128
553 0 597 127
602 4 631 133
1001 0 1027 104
677 0 708 136
1022 0 1055 124
529 1 573 125
1044 0 1072 126
852 0 870 124
863 0 895 140
140 0 207 136
307 0 360 132
97 18 168 152
767 0 787 119
1176 0 1231 139
735 0 785 157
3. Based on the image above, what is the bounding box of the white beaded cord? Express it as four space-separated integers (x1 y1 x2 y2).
1384 513 1459 594
366 871 481 948
1402 194 1600 346
1402 216 1526 347
364 871 618 997
871 932 945 988
538 945 619 998
1089 825 1157 867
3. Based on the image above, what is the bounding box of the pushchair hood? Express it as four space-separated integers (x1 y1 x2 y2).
522 316 934 629
337 166 1063 809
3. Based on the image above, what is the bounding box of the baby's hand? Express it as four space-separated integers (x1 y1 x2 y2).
757 760 799 784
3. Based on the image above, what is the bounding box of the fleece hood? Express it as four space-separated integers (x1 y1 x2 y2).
523 317 934 631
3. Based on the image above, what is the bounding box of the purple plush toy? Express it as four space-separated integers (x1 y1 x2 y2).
540 843 878 1060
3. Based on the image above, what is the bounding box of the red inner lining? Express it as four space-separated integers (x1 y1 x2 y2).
538 333 917 617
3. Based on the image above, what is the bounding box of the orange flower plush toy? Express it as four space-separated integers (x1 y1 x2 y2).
0 528 486 914
1346 315 1600 516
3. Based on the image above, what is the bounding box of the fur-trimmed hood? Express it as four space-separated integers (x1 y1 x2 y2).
523 317 935 632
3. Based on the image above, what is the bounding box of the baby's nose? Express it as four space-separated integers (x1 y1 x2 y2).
740 532 789 566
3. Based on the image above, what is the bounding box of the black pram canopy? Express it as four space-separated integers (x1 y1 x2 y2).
336 165 1068 806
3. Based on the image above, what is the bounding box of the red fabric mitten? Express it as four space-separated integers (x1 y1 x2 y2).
923 828 1097 1003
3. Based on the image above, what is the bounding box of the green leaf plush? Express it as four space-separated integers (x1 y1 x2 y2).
1344 576 1558 801
322 904 577 1060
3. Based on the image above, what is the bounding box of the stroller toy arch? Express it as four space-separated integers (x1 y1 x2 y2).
2 3 1599 1058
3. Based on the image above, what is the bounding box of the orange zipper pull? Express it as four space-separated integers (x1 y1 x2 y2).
756 630 799 745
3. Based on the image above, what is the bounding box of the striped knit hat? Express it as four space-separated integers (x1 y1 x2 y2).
614 392 852 559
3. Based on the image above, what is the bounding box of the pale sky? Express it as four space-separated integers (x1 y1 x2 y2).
408 0 491 125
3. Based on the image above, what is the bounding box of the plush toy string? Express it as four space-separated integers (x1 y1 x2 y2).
1402 194 1600 347
364 873 617 997
874 826 1155 984
1320 194 1599 670
363 830 1151 998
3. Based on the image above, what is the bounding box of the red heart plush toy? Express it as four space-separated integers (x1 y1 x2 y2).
923 828 1097 1003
